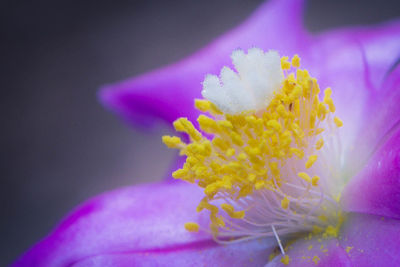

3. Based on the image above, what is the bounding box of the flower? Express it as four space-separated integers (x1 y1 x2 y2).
13 0 400 266
164 49 347 244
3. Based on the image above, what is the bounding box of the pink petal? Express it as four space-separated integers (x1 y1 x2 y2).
99 0 309 128
14 182 204 266
266 213 400 266
353 20 400 91
349 62 400 173
338 213 400 266
317 20 400 92
266 238 350 267
13 182 274 266
337 22 400 173
342 114 400 219
305 20 400 175
71 238 273 266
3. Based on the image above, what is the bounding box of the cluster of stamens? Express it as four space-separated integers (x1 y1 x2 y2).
162 50 344 263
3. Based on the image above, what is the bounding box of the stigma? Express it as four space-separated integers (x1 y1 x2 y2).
202 49 284 114
163 48 345 261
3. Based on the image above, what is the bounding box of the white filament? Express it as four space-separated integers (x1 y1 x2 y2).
210 112 344 244
272 225 285 255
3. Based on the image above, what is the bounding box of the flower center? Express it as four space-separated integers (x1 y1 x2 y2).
163 48 345 262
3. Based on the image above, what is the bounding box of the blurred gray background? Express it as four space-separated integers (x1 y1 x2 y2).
1 0 400 265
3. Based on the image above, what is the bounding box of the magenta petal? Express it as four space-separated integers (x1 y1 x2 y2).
266 213 400 266
266 238 350 267
99 0 309 127
323 20 400 91
13 182 210 266
345 41 400 172
352 63 400 168
71 239 273 267
305 31 371 166
303 20 400 174
353 20 400 91
338 213 400 266
341 119 400 219
14 181 276 266
13 181 275 266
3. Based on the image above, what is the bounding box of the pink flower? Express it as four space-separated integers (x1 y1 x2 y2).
14 0 400 266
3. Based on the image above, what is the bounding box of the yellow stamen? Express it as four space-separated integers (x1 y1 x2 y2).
312 255 320 265
195 99 222 115
315 138 324 150
312 176 320 187
291 54 300 68
184 222 199 232
281 255 290 265
281 56 291 70
306 155 318 169
334 116 343 128
298 172 312 183
221 203 245 219
163 51 345 261
281 196 290 209
162 136 184 149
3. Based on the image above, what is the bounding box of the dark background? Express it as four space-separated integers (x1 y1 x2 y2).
2 0 400 265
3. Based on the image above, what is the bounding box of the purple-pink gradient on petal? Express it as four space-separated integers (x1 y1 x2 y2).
337 213 400 266
71 235 273 266
14 0 400 266
267 238 350 267
342 102 400 219
14 183 400 266
305 20 400 173
266 213 400 266
12 182 275 266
